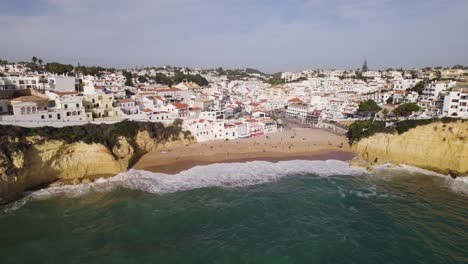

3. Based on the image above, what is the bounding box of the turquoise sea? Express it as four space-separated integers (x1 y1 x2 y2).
1 160 467 263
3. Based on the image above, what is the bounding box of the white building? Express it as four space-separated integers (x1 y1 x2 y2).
442 88 468 118
421 81 457 100
393 79 421 91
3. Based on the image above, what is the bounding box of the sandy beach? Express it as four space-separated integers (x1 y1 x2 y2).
133 128 354 174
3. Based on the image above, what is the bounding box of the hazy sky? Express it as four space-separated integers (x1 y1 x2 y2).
1 0 467 72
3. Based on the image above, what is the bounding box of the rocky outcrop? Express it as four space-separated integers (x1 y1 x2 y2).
353 121 468 176
0 130 194 204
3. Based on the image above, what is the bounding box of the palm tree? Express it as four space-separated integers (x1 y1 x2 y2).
38 59 43 69
32 56 37 65
39 75 48 94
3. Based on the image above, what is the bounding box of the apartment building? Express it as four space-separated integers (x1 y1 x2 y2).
442 88 468 118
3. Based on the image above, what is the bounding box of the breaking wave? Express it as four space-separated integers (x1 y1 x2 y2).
3 160 468 213
2 160 366 211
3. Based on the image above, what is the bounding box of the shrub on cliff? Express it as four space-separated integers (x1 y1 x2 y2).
0 120 192 149
347 120 389 143
347 118 466 143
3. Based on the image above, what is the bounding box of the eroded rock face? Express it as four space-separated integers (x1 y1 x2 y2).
0 130 195 204
353 121 468 176
112 137 135 159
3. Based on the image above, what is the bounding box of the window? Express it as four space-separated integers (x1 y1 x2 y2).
57 113 61 120
64 104 68 109
76 103 79 108
49 114 52 118
41 115 44 119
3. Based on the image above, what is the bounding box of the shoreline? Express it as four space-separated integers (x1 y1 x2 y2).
133 128 354 174
132 151 355 175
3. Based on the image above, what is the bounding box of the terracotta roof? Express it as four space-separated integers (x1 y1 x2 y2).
11 96 48 103
172 102 188 109
54 91 79 96
139 92 155 95
117 99 134 103
157 87 181 92
288 98 303 103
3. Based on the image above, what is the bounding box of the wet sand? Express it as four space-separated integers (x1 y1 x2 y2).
133 128 354 174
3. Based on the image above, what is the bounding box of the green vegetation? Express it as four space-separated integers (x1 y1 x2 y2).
172 71 208 86
358 100 381 116
123 71 133 86
245 68 267 76
347 118 465 143
393 103 421 118
265 72 285 85
39 76 48 93
408 81 426 95
74 65 107 77
138 76 148 83
361 60 369 72
347 120 388 143
45 62 74 75
150 73 173 86
355 72 370 81
0 120 193 150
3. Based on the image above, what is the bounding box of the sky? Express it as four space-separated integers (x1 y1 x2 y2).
0 0 467 72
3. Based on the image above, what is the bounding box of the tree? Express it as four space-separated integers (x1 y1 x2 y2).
38 59 43 71
362 59 369 72
32 56 37 65
75 65 105 77
123 71 133 86
358 99 381 117
151 73 173 86
382 108 389 120
45 62 74 75
409 81 426 95
393 103 421 118
39 76 48 94
138 75 148 83
216 67 225 75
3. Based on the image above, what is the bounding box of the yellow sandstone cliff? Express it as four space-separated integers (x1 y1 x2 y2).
0 131 194 204
353 121 468 176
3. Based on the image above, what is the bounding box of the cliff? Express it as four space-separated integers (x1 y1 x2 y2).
352 120 468 176
0 121 194 204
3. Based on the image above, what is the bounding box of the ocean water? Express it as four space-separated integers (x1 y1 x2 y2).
1 160 467 264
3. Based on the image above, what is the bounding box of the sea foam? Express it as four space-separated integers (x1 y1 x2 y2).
14 160 367 203
3 159 467 213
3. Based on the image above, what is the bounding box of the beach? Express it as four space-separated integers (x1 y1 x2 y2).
133 128 354 174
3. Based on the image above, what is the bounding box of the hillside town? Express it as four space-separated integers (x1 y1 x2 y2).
1 58 467 142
